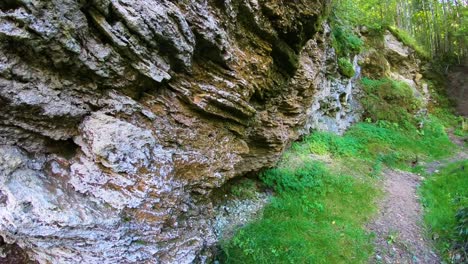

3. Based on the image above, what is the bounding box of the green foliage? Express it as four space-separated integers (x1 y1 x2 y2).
331 0 392 30
453 207 468 262
332 0 468 62
307 117 454 170
221 160 377 264
338 57 355 78
360 78 423 125
420 160 468 263
230 179 258 199
387 26 430 60
433 109 468 143
260 162 326 194
220 112 456 263
305 132 360 158
332 26 363 57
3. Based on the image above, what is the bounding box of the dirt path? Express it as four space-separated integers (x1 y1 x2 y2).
368 169 439 264
369 132 467 264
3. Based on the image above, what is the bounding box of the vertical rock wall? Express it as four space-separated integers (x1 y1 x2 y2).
0 0 361 263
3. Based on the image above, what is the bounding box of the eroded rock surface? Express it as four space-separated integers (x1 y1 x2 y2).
360 30 430 106
0 0 364 263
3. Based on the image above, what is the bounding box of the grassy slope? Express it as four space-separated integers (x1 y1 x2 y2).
420 160 468 262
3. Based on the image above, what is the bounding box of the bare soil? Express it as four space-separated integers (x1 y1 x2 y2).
368 169 439 264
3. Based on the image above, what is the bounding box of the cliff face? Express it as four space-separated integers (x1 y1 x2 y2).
0 0 433 262
0 1 349 263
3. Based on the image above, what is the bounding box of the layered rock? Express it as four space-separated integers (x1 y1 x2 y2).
360 30 429 102
0 0 349 263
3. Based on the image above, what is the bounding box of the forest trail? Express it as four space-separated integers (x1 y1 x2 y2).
369 133 467 264
369 169 439 264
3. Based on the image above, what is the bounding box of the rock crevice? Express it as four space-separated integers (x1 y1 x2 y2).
0 1 368 263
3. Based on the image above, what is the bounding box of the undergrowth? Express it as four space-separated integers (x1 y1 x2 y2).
221 160 378 264
338 57 355 78
221 112 456 263
360 77 423 125
420 160 468 263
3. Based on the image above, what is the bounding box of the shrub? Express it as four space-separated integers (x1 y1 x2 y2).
338 57 355 78
332 26 363 57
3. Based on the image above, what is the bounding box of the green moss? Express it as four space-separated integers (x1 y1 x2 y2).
360 77 423 125
338 57 355 78
420 160 468 262
332 26 363 57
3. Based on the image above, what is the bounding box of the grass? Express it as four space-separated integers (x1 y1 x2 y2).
220 113 457 263
420 160 468 263
304 114 456 172
433 108 468 142
221 160 378 264
219 70 463 263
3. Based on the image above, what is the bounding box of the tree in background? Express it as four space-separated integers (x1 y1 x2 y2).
332 0 468 65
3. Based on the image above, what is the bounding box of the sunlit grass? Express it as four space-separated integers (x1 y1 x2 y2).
420 160 468 262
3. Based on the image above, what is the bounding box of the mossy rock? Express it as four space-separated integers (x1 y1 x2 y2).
338 57 355 78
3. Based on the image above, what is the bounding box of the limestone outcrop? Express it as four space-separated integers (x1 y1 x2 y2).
359 30 430 104
0 1 361 263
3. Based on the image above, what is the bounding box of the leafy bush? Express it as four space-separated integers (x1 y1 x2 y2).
338 57 356 78
332 26 363 57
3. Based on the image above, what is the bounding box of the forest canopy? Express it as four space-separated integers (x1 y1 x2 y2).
332 0 468 64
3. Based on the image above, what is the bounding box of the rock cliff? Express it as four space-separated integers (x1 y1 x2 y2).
0 0 434 262
0 0 365 263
